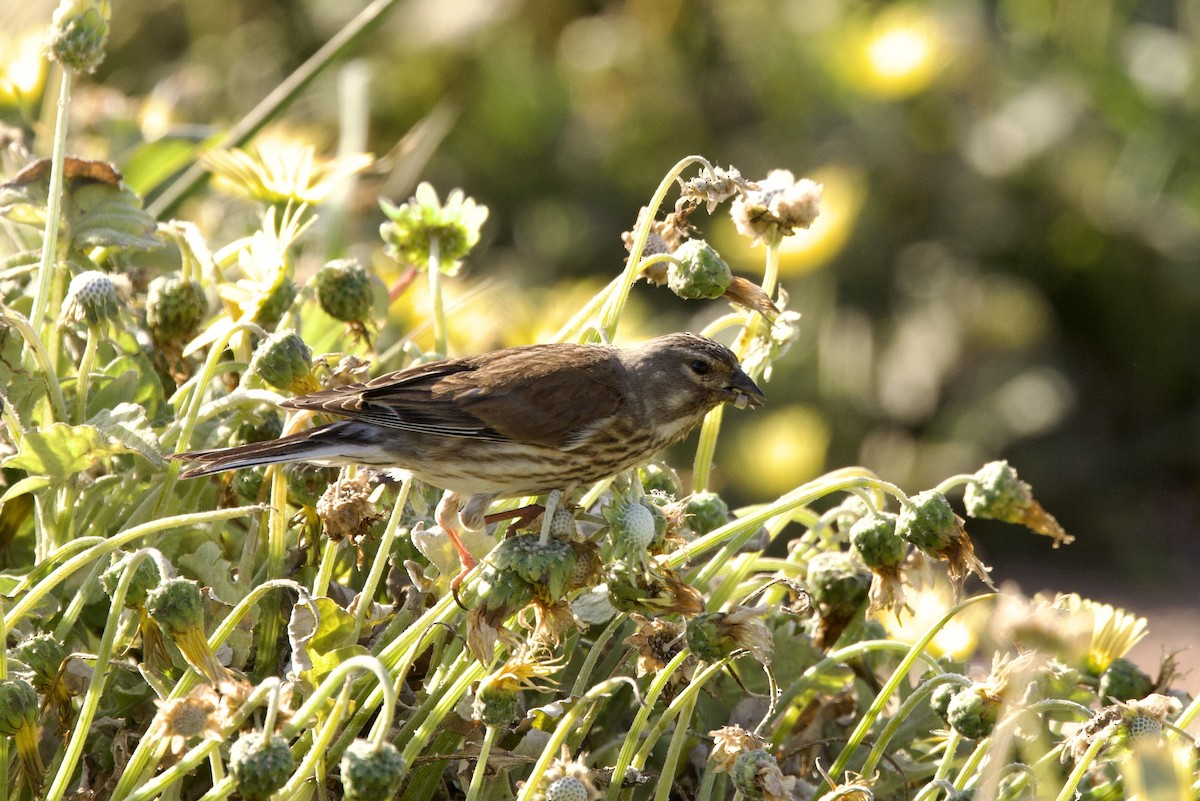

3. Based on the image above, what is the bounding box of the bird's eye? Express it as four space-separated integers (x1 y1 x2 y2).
689 359 711 376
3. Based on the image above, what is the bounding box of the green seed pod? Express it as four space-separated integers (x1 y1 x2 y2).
566 541 603 592
474 563 536 613
12 634 66 690
339 739 405 801
1127 715 1162 741
45 0 109 73
146 274 207 341
145 577 204 639
638 462 682 497
472 681 520 726
686 612 734 661
613 501 656 554
686 491 729 536
60 270 120 327
731 749 775 799
492 534 578 604
1099 658 1154 702
283 462 338 508
0 678 39 736
229 733 295 801
247 330 314 394
848 512 907 569
548 506 578 540
252 277 298 330
946 686 1001 739
668 239 732 300
963 461 1032 523
545 776 589 801
806 551 871 616
897 491 958 551
101 552 162 609
316 259 373 323
930 680 962 724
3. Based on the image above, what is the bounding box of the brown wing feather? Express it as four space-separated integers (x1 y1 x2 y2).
279 343 627 447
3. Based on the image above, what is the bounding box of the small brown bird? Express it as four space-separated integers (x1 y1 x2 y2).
177 332 764 575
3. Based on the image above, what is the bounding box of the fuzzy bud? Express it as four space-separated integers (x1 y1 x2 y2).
686 491 729 536
146 577 204 639
849 512 907 569
1099 658 1154 702
45 0 109 73
668 240 732 300
947 685 1001 739
316 259 373 324
101 552 162 609
60 270 120 327
0 679 39 736
339 739 405 801
545 776 589 801
897 491 958 551
247 330 316 394
229 733 295 801
12 634 65 690
146 274 207 342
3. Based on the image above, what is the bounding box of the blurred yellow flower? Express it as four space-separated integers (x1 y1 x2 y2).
202 133 372 206
876 566 982 660
841 6 950 99
0 29 48 108
730 405 830 497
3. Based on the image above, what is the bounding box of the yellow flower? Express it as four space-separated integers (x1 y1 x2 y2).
202 135 372 206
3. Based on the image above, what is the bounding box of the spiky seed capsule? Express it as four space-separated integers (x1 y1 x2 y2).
101 552 162 609
545 776 589 801
897 490 958 550
668 239 732 300
13 634 66 689
0 679 39 735
946 686 1001 739
548 507 578 539
614 502 656 553
146 274 207 341
963 460 1032 522
316 259 373 323
806 551 871 615
1099 658 1154 702
251 277 298 329
686 491 729 536
339 739 405 801
1128 715 1162 741
247 330 315 394
849 512 907 569
731 749 776 798
566 541 603 592
61 270 120 327
145 577 204 638
229 733 295 801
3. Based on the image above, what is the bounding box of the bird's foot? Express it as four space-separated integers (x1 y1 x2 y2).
483 504 545 538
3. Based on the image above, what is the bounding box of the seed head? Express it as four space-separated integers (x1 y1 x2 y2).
60 269 121 327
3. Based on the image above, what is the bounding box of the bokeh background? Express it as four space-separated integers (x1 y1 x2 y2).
4 0 1199 665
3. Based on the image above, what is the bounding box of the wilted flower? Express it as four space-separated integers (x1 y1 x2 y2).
730 169 822 245
732 749 797 801
316 472 382 549
472 646 562 726
624 613 687 676
380 182 488 274
525 747 601 801
676 164 755 214
686 605 774 665
897 490 994 594
151 685 222 754
708 725 766 773
963 461 1073 547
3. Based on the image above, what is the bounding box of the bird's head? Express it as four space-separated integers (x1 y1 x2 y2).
628 333 765 422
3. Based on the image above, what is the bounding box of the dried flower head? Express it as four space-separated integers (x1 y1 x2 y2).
152 685 222 754
732 749 797 801
623 613 687 676
708 724 765 773
963 461 1073 547
316 472 382 547
59 269 122 328
676 165 755 214
687 605 774 665
897 490 994 595
730 169 822 245
527 747 601 801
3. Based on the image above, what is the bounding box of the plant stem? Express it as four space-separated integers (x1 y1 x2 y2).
352 476 411 636
73 325 100 423
28 69 72 340
427 234 447 355
465 725 499 801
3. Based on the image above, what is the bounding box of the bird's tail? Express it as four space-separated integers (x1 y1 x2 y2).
173 426 349 478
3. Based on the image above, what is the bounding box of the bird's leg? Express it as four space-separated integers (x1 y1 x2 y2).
434 492 477 596
482 504 545 537
538 489 562 546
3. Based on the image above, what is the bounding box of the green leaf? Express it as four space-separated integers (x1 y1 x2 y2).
0 474 51 503
0 422 143 480
88 403 163 467
288 596 363 685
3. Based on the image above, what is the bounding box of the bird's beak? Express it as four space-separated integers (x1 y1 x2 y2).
727 370 766 409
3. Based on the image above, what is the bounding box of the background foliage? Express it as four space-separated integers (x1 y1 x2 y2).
4 0 1198 597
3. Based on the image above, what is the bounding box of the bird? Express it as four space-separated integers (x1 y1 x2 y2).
175 332 765 581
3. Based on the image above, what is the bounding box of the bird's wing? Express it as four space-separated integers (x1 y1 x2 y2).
280 345 625 447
